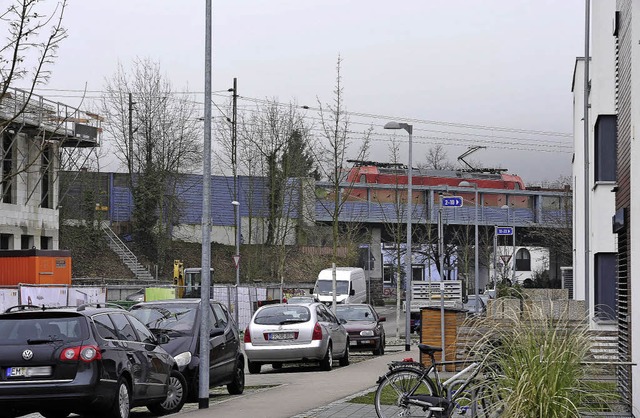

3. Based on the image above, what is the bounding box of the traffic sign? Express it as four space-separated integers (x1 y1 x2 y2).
496 226 514 235
500 255 512 264
441 196 463 207
232 255 240 269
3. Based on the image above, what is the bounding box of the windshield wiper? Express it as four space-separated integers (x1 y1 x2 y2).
279 319 307 325
27 338 64 344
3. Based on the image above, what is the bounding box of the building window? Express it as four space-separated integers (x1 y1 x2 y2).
41 145 52 208
515 248 531 271
0 234 13 249
2 132 15 204
411 265 425 281
594 253 616 321
40 236 52 249
383 265 394 284
594 115 617 182
21 235 33 249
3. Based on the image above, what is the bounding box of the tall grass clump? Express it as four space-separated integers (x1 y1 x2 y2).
469 300 617 417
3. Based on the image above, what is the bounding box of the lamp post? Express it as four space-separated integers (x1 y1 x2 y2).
384 121 413 352
459 181 479 315
232 200 240 326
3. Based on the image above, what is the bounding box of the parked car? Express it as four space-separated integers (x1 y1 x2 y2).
0 304 184 418
125 288 145 303
130 298 245 402
335 304 386 355
463 295 488 316
244 302 349 374
286 296 318 304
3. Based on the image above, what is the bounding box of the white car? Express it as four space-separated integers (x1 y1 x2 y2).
243 302 349 374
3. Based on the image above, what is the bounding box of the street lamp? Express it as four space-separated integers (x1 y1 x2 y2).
459 181 479 315
232 200 240 326
384 121 413 352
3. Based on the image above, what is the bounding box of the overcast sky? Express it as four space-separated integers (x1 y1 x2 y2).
34 0 584 185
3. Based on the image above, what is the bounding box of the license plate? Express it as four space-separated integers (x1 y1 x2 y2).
6 366 52 378
350 340 358 346
267 332 295 341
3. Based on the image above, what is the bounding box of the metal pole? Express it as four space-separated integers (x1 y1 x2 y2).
493 227 497 285
367 244 371 305
198 0 212 409
474 186 479 313
583 0 591 313
511 211 516 284
128 93 134 177
438 204 446 368
233 201 240 326
405 126 413 352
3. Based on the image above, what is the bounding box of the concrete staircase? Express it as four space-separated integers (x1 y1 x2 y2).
101 225 154 281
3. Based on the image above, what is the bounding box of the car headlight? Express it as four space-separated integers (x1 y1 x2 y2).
174 351 192 368
360 330 374 337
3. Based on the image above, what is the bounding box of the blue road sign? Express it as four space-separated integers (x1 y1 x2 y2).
496 227 514 235
441 196 463 207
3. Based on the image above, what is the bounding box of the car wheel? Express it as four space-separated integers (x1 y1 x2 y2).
227 360 245 395
40 412 70 418
339 341 350 367
248 361 261 374
103 377 130 418
271 362 283 370
147 370 187 416
373 337 385 356
319 343 333 371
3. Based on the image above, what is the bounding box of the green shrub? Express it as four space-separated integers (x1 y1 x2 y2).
470 305 618 417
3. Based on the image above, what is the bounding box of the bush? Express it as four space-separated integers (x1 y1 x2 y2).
469 305 618 417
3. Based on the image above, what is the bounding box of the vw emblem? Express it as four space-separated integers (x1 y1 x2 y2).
22 350 33 361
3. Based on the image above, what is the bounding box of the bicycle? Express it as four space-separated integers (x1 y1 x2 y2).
374 343 502 418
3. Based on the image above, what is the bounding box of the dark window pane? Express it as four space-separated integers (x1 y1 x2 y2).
595 253 617 320
93 313 119 340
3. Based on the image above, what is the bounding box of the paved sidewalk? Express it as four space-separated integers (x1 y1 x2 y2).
292 388 378 418
183 345 420 418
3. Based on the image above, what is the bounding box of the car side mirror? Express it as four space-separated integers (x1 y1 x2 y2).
210 328 224 338
156 334 170 344
379 316 386 323
349 289 355 296
339 318 347 325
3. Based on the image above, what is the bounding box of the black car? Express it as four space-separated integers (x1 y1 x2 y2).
0 304 185 418
130 299 245 401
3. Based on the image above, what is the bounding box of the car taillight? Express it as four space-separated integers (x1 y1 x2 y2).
60 345 102 362
243 326 251 343
312 322 323 340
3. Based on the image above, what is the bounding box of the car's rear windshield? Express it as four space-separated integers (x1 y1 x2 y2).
0 314 88 345
130 304 198 333
254 306 310 325
336 306 374 321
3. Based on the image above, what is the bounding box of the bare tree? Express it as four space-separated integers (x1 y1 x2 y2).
99 58 203 266
314 56 370 255
312 56 371 311
1 0 72 202
418 145 455 171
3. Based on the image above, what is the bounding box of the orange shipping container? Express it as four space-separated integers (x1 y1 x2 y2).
0 249 72 285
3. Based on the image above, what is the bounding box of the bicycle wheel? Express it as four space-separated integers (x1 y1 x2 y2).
448 379 474 417
374 367 438 418
477 378 504 418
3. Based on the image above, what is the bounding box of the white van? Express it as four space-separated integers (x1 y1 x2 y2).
313 267 367 305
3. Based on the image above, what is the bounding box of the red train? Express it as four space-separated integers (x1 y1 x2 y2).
342 160 528 207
